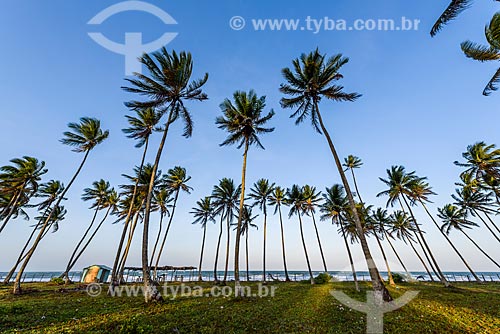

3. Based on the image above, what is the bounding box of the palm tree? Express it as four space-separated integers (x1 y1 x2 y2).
320 184 359 291
461 13 500 95
13 117 108 294
150 188 172 269
249 178 275 283
388 211 435 281
0 156 47 234
111 107 161 287
287 185 314 284
66 189 119 276
280 49 391 301
370 209 396 286
302 185 328 273
439 204 500 269
190 197 215 281
216 90 274 294
211 178 241 283
430 0 477 36
343 155 364 202
3 180 64 284
236 205 258 281
268 186 291 282
378 166 450 287
153 166 192 278
123 48 208 302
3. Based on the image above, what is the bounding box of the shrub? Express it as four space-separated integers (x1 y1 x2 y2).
391 273 406 283
49 277 65 285
314 273 332 284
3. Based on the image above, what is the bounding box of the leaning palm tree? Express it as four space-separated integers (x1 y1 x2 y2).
439 204 500 269
216 90 274 295
236 205 258 281
249 178 275 283
287 185 314 284
13 117 108 294
3 180 64 284
211 178 241 283
153 166 192 278
191 197 215 281
343 155 364 202
268 186 291 281
123 48 208 302
60 179 113 282
320 184 359 291
0 156 47 234
302 185 328 273
461 13 500 95
110 107 161 287
378 166 450 287
280 49 391 301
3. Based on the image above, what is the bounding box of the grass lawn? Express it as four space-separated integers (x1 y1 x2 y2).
0 281 499 333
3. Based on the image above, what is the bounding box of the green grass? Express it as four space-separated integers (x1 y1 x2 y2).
0 281 499 333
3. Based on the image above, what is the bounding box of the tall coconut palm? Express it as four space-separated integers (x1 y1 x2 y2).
388 211 435 281
13 117 108 294
3 180 64 284
111 107 161 287
408 179 483 282
343 155 364 203
0 156 47 234
211 178 241 283
60 179 113 282
320 184 359 291
191 197 215 281
461 13 500 95
439 204 500 269
123 48 208 302
66 189 120 275
303 185 328 273
150 188 173 269
153 166 192 278
216 90 274 294
287 185 314 284
249 178 275 283
370 208 396 286
268 186 291 281
280 49 391 301
236 205 258 281
378 166 450 287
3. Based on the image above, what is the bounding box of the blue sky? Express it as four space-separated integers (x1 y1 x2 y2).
1 0 499 273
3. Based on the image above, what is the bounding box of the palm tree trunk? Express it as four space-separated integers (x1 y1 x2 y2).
110 138 149 287
223 213 231 283
13 151 90 294
262 205 267 283
420 201 482 283
0 187 24 235
481 210 500 234
234 139 249 296
278 205 290 281
197 223 207 281
61 204 102 282
154 189 179 278
311 214 328 273
246 230 249 281
473 209 500 243
117 207 143 280
350 169 363 203
339 217 359 291
383 230 411 278
141 111 175 302
404 234 434 281
315 104 390 301
461 230 500 269
150 213 165 267
298 213 314 284
374 234 395 286
214 214 224 283
67 207 111 272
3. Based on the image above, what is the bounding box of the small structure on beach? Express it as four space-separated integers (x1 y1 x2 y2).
123 266 196 283
81 265 111 283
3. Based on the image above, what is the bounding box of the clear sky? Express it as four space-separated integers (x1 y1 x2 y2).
1 0 499 273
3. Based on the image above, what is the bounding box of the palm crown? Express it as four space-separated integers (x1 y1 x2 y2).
249 179 275 213
191 197 215 228
123 107 162 147
60 117 109 153
438 204 478 235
